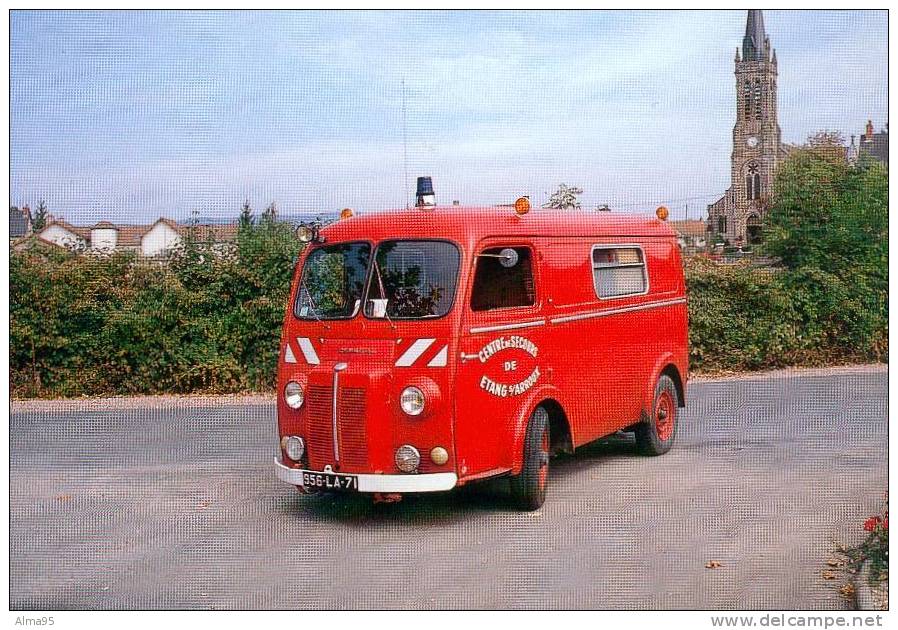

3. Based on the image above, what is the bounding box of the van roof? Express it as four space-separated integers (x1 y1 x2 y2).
321 206 677 244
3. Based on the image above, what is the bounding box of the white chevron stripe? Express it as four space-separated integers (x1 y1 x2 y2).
426 345 448 367
395 338 436 367
284 343 297 364
296 337 320 365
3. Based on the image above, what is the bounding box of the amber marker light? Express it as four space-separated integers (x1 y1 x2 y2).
430 447 449 466
514 196 531 215
340 208 354 219
656 206 669 221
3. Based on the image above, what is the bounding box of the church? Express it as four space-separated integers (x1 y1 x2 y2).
707 10 788 246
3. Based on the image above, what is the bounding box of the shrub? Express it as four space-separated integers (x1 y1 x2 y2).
10 220 302 397
686 257 887 374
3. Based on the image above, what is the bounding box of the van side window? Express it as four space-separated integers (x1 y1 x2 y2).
471 247 535 311
592 246 648 299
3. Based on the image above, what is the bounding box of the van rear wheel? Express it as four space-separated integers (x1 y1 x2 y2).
635 374 679 456
510 406 550 511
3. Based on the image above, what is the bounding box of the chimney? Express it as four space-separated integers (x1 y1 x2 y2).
415 176 436 208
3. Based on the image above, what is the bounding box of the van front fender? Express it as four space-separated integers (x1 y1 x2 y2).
508 383 564 476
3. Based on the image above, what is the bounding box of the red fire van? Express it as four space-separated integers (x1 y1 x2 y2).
275 200 688 510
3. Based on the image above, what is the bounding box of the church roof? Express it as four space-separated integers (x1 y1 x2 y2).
742 10 768 62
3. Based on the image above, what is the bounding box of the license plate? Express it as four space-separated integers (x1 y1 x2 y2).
301 470 358 492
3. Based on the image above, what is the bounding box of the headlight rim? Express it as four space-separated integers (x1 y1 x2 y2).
281 435 305 462
399 385 426 417
394 444 421 473
284 380 304 409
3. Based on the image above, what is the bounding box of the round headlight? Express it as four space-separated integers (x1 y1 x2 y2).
284 381 304 409
394 445 420 473
296 225 314 243
281 435 305 462
400 386 425 416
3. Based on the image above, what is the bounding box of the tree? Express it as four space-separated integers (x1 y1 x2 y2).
238 200 254 228
261 202 278 223
763 132 887 273
805 130 847 164
33 200 48 231
543 184 583 210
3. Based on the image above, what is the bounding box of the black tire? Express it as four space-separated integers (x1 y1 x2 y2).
510 406 550 511
634 374 679 456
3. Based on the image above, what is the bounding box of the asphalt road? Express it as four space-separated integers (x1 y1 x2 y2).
10 366 887 610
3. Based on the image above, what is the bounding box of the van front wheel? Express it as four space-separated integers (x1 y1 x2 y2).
635 374 679 456
510 406 550 511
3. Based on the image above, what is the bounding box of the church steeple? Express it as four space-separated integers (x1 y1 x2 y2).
741 10 767 61
708 9 782 246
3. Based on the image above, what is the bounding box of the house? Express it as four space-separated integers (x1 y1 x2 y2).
859 120 888 165
36 219 89 249
670 220 708 251
9 205 32 239
31 217 239 256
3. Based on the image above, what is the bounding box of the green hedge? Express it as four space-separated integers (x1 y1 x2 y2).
686 257 886 373
9 221 887 398
10 219 302 398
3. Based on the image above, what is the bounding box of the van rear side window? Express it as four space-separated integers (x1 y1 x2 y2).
592 246 648 299
471 246 535 311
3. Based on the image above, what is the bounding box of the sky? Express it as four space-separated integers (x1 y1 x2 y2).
9 10 889 224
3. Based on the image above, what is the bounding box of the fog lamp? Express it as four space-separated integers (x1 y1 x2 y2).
281 435 305 462
395 445 420 473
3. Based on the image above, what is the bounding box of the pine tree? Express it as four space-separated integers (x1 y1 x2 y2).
33 200 48 231
239 200 254 228
261 202 278 223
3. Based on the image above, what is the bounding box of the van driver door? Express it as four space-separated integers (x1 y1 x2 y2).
454 241 543 480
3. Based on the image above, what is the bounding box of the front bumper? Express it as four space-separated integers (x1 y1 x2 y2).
274 458 458 493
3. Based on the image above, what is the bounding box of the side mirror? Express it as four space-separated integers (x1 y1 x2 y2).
499 248 519 268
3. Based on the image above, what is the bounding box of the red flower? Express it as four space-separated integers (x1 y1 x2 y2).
864 516 881 532
882 518 888 531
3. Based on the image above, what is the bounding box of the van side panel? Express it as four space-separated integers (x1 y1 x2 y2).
531 235 687 449
456 233 688 480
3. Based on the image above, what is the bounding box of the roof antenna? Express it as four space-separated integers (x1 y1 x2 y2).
401 78 409 210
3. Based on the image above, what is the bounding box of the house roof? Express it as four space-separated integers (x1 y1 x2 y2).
860 129 889 164
670 220 708 239
186 223 239 243
37 217 239 248
44 219 90 239
9 206 30 238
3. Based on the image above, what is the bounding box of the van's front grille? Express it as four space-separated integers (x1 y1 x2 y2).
305 384 368 470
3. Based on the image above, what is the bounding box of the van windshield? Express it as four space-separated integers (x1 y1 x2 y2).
294 242 371 320
365 240 460 319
